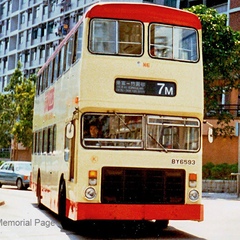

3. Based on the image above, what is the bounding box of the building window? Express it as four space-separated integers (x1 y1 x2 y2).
3 59 8 70
0 41 3 53
0 24 3 35
32 28 38 40
27 29 31 42
31 48 37 61
39 46 45 59
50 0 56 12
5 39 9 50
34 6 40 19
7 0 12 14
20 13 25 25
6 19 10 31
39 24 46 37
19 32 24 44
48 21 54 34
0 3 6 16
164 0 177 8
43 5 48 16
25 51 30 62
27 10 32 22
18 53 23 63
2 76 7 91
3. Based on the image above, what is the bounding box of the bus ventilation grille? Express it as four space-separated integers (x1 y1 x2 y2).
101 167 185 204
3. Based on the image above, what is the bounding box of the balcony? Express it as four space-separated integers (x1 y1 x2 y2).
205 104 240 118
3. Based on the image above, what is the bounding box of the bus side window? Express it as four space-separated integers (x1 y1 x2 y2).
66 38 73 70
48 61 53 87
43 67 48 91
53 53 59 80
43 129 48 155
33 132 37 154
51 58 55 84
76 24 83 60
37 131 42 154
52 125 57 153
47 127 52 154
62 44 67 73
36 75 42 95
58 48 63 76
72 33 78 64
41 71 45 93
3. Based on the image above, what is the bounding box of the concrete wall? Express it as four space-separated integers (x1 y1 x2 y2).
203 180 237 193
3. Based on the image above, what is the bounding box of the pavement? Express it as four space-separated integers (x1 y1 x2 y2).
202 192 240 200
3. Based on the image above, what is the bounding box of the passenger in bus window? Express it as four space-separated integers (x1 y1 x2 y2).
84 121 102 146
89 123 99 138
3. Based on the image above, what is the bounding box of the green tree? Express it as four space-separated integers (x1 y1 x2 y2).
0 95 12 148
0 61 36 152
187 5 240 137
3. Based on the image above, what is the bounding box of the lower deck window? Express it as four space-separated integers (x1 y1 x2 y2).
82 113 200 152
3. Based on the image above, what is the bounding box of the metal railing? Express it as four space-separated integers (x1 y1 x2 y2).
205 104 240 118
0 148 10 159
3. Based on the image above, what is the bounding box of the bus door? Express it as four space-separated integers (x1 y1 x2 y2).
64 120 76 182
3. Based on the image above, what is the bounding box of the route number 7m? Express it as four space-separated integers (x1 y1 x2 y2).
157 83 175 96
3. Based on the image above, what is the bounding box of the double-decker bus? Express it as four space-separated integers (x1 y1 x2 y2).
31 2 204 229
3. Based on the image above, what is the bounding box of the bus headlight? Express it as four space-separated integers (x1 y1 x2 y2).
189 189 199 202
85 187 96 200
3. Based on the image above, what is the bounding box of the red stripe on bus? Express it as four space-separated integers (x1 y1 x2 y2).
66 199 203 221
86 3 201 30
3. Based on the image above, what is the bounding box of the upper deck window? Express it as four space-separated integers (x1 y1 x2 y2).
89 19 143 56
150 24 198 62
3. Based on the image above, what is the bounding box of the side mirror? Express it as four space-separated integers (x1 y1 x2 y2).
208 127 213 143
66 122 74 139
203 120 214 143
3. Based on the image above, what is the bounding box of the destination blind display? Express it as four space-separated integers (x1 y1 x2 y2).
115 79 176 97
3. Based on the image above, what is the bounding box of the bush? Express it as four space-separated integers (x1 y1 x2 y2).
203 162 238 180
202 162 215 179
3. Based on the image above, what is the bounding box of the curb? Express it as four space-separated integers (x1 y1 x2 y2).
0 200 5 206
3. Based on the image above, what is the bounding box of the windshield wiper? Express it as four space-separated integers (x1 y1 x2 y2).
114 112 132 132
148 133 168 153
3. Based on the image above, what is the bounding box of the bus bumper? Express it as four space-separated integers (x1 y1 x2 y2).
67 201 204 221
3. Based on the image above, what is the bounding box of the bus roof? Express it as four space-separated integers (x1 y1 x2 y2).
86 3 201 30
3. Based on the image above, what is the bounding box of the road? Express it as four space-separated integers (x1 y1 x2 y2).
0 186 240 240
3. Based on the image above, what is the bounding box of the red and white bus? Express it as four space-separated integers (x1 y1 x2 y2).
32 2 204 229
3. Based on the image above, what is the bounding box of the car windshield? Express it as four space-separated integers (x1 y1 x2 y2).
15 163 31 171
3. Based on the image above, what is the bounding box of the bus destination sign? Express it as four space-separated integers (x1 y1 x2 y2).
115 79 176 97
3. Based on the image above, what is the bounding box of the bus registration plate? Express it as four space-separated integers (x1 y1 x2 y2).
115 79 176 97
